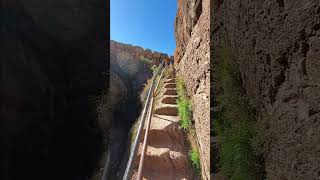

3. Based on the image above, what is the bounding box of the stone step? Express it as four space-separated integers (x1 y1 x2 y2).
134 146 189 173
130 73 194 180
131 165 191 180
158 87 176 94
165 78 175 83
154 105 178 116
140 127 184 152
161 96 178 104
166 75 175 79
150 114 180 128
163 94 178 98
164 89 178 95
164 83 176 88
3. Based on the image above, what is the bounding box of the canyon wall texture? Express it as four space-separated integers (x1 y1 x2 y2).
111 40 169 66
174 0 210 179
213 0 320 179
106 40 170 179
1 1 108 180
110 40 170 99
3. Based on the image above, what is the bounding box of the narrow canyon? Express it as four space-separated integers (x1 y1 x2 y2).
105 40 171 179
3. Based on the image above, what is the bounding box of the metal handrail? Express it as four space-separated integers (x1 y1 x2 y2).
121 64 164 180
153 67 166 97
136 67 166 179
136 94 154 179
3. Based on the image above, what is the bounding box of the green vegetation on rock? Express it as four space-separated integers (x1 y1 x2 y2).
189 147 201 171
176 76 201 175
176 77 192 130
214 38 265 180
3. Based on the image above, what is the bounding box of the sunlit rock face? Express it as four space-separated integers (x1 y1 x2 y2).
110 40 169 65
174 0 210 179
174 0 203 63
110 40 170 92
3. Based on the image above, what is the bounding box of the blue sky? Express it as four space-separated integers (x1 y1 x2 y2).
111 0 177 56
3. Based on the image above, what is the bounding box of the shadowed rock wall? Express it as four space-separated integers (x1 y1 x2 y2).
213 0 320 179
1 0 108 179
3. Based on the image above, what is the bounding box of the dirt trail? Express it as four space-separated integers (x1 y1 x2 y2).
131 72 194 180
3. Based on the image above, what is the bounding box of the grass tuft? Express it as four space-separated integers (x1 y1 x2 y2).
189 148 201 170
175 76 201 176
214 38 265 179
176 77 192 131
178 99 192 130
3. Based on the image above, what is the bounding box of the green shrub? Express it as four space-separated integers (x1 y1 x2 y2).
189 148 201 171
176 77 192 130
177 98 192 130
150 64 159 75
220 121 257 180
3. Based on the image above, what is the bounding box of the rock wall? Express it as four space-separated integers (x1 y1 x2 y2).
213 0 320 179
174 0 203 63
111 40 169 65
174 0 210 179
110 40 170 93
1 1 108 180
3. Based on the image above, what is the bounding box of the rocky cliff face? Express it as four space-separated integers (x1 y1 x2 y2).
110 40 170 102
1 1 107 180
174 0 203 63
111 40 169 66
213 0 320 179
174 0 210 179
105 40 170 179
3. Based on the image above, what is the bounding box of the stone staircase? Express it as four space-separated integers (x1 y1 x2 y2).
131 73 194 180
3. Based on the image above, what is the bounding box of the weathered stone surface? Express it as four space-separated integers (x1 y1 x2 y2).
174 0 203 63
213 0 320 179
110 40 170 95
111 40 169 65
174 0 210 179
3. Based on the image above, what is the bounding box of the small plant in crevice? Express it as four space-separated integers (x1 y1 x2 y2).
189 147 201 171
